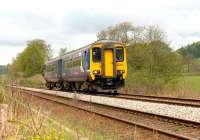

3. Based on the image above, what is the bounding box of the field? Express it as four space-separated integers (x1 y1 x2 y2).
125 74 200 98
180 75 200 92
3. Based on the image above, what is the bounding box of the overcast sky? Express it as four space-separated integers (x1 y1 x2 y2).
0 0 200 65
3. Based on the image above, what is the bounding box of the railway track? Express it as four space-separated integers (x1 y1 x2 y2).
8 86 200 139
18 86 200 107
114 93 200 107
71 91 200 109
55 88 200 107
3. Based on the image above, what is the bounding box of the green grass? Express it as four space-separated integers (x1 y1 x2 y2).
52 116 113 140
20 74 45 88
180 75 200 92
0 79 77 140
3 90 77 140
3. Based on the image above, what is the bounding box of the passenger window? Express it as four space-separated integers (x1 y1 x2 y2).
116 47 124 62
52 64 56 72
46 65 50 72
64 61 68 70
48 63 56 72
92 48 101 62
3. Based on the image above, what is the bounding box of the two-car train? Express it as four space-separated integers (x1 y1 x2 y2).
43 40 127 93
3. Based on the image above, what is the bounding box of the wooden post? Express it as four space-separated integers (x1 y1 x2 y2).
0 104 8 138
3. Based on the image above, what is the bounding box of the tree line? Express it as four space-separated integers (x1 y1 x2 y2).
177 41 200 73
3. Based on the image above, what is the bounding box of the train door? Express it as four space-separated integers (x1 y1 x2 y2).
104 49 114 77
57 59 62 79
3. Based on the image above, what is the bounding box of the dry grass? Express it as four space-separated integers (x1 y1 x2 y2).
125 75 200 99
19 74 45 88
0 87 80 140
1 86 115 140
126 86 200 99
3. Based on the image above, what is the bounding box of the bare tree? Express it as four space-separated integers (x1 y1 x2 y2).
97 30 107 40
144 25 166 43
59 47 67 56
97 22 134 44
130 26 145 43
117 22 133 44
97 22 167 45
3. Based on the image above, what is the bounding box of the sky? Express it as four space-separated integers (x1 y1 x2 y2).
1 0 200 65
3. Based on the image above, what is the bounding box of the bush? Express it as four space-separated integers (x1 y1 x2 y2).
20 74 45 88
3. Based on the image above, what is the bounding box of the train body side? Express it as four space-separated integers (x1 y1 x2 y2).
44 59 62 82
61 49 89 82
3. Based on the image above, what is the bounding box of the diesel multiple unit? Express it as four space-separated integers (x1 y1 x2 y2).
44 40 127 93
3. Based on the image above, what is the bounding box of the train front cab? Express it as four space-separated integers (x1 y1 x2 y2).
90 43 127 89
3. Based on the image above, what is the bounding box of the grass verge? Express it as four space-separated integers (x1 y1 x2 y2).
0 85 79 139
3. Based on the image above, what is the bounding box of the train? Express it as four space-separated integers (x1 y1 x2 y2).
43 40 127 93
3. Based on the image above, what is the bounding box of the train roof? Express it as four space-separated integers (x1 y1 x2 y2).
45 39 122 64
62 39 122 55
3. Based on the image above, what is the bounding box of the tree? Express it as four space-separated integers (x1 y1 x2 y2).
97 22 166 45
177 41 200 73
129 26 145 43
116 22 133 44
9 39 52 77
97 30 107 40
8 56 21 78
184 54 194 72
46 44 53 60
178 41 200 58
97 22 134 44
144 25 166 43
126 41 182 91
0 65 7 75
59 47 67 56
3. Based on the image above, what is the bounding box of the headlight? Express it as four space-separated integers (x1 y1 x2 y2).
93 70 100 75
117 70 125 74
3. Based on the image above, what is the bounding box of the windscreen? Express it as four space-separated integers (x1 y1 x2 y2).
92 47 101 62
116 47 124 62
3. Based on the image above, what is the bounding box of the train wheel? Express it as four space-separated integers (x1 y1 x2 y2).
50 83 54 89
45 83 48 89
75 82 84 91
113 90 118 95
67 82 74 91
87 84 97 93
60 82 65 90
46 82 53 90
56 82 64 90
